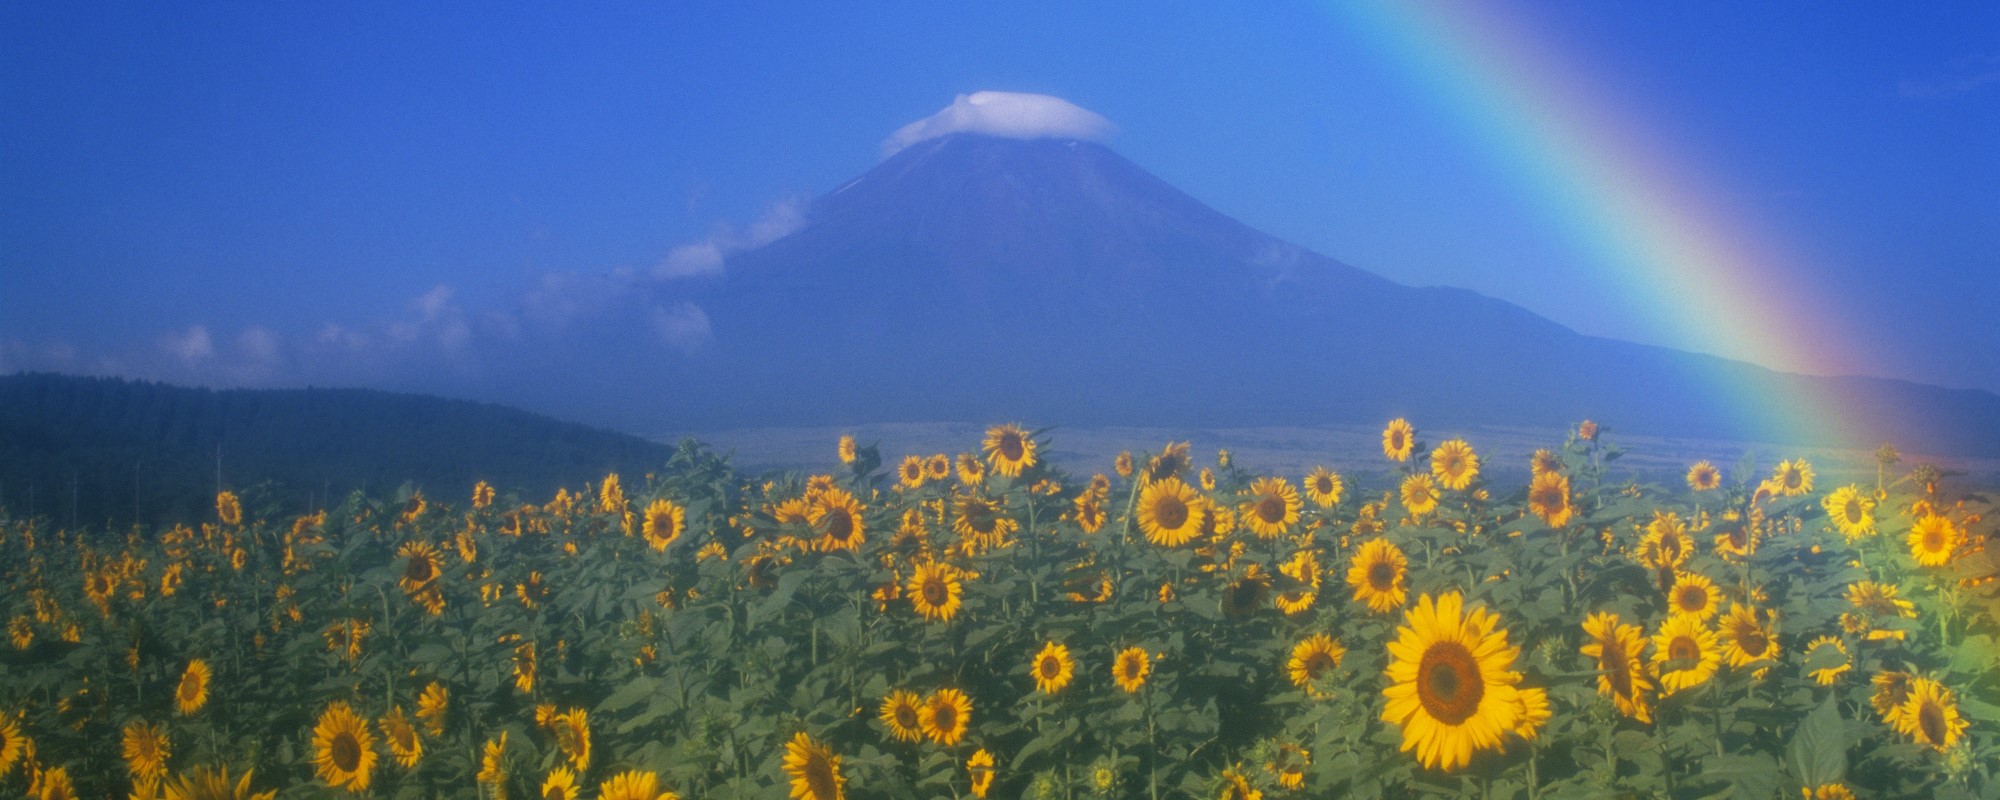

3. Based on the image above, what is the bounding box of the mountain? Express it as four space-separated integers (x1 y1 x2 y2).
452 133 1998 457
0 373 674 527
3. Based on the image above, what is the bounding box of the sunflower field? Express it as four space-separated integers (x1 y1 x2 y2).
1 421 1996 799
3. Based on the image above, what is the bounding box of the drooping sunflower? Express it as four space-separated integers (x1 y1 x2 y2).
952 493 1019 551
966 749 996 799
1073 493 1107 534
1802 636 1850 685
1686 461 1721 492
311 701 378 792
176 660 211 716
956 453 985 485
984 424 1037 478
919 689 972 745
1145 441 1192 483
121 720 171 781
1114 450 1135 479
906 560 964 622
783 732 845 800
1845 581 1916 641
642 499 687 551
1821 485 1874 541
1346 538 1409 614
379 706 422 769
1240 477 1302 538
1286 634 1346 698
1637 511 1693 571
1399 473 1440 517
1526 470 1572 528
1030 641 1076 695
1113 647 1151 693
809 490 866 553
1529 448 1562 478
1898 677 1969 752
1871 671 1914 726
1579 612 1653 722
1650 615 1719 696
878 690 925 743
1382 418 1415 462
159 764 276 800
541 766 580 800
476 731 508 789
513 641 538 694
897 456 927 490
1770 459 1814 497
1302 467 1344 508
1266 742 1309 790
415 682 448 736
836 435 857 465
1907 514 1961 567
1430 439 1480 491
1715 603 1781 669
552 707 591 772
1666 572 1721 622
1380 592 1524 772
1712 509 1759 559
1137 477 1206 548
600 770 678 800
1274 549 1320 615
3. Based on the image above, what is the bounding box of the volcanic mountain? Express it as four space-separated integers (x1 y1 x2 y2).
504 133 2000 457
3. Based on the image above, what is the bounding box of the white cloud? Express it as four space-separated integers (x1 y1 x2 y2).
416 284 456 321
881 91 1116 157
651 302 713 354
654 198 808 280
238 326 281 363
161 325 215 363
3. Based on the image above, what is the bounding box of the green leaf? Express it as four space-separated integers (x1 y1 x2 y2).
1786 696 1847 789
1948 634 1996 677
1701 753 1781 800
598 675 660 713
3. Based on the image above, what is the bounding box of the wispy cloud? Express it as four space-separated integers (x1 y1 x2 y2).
1900 53 2000 99
654 198 807 279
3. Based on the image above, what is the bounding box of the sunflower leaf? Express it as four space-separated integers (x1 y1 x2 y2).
1786 696 1847 788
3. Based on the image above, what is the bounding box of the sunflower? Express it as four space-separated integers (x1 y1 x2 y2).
1907 514 1961 567
1528 448 1561 478
1347 538 1409 614
1382 418 1415 462
1137 477 1206 547
642 499 687 551
1667 572 1721 622
837 435 857 465
1686 461 1721 492
897 456 926 490
1266 742 1309 790
952 493 1019 551
176 660 210 716
0 716 23 776
598 473 625 514
311 701 377 792
34 767 73 800
1715 604 1780 669
1871 671 1914 726
906 560 964 622
600 770 677 800
1145 441 1192 483
984 424 1037 478
878 690 925 743
920 689 972 745
1240 477 1302 538
1845 581 1916 641
216 491 242 526
1073 494 1107 534
1821 485 1874 541
1030 641 1076 695
476 731 507 788
396 541 442 595
416 682 448 736
1295 467 1341 509
378 706 421 769
1637 512 1693 571
1526 470 1571 527
1399 473 1440 517
159 764 276 800
1898 677 1969 752
121 720 170 781
783 732 845 800
1770 459 1814 497
542 766 580 800
956 453 985 485
1804 785 1858 800
1218 764 1262 800
1274 549 1320 615
1286 634 1346 698
1381 592 1524 771
809 490 866 553
1199 467 1216 491
1650 615 1719 696
1113 647 1151 693
1580 612 1653 722
514 641 537 694
966 749 995 799
1114 451 1135 479
1802 636 1850 685
1514 686 1551 741
552 707 590 772
1430 439 1480 491
1712 509 1759 559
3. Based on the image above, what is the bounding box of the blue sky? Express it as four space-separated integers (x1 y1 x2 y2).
3 1 1996 401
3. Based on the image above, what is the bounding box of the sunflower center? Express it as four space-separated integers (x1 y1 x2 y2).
932 704 957 731
1416 641 1484 725
406 556 434 583
921 578 949 606
1442 455 1464 477
998 434 1024 461
964 503 997 534
1315 477 1334 494
1303 650 1337 680
1677 588 1706 612
1601 640 1634 697
821 511 853 540
1152 496 1188 530
1842 499 1863 523
1038 655 1061 679
1923 527 1946 552
544 785 568 800
1918 701 1946 744
1355 563 1392 594
1668 636 1698 664
805 755 839 799
1390 431 1406 450
331 731 362 771
895 704 920 729
1256 496 1286 524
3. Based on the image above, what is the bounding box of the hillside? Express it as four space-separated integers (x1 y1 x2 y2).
0 373 673 527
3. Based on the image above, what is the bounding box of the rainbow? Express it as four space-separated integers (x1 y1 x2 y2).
1327 2 1876 448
